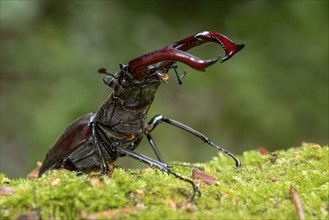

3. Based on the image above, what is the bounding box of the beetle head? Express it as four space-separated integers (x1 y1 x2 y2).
99 31 245 87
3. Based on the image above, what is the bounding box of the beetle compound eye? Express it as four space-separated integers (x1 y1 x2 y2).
99 67 116 87
103 76 115 87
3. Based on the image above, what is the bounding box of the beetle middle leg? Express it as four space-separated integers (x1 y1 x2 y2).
146 133 165 162
147 114 241 167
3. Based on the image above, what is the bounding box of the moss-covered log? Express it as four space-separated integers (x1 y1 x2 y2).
1 144 328 219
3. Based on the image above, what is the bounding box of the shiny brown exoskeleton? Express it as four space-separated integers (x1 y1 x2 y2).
39 31 245 199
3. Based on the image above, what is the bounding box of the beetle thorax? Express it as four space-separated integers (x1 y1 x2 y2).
94 79 161 138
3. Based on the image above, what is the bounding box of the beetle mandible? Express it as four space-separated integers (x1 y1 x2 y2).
38 31 245 199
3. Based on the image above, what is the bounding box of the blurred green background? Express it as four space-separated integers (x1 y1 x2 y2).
1 0 328 178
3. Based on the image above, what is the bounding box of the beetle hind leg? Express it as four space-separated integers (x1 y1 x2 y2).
62 157 79 171
115 146 201 200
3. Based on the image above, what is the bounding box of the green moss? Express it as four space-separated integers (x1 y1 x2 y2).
1 144 328 219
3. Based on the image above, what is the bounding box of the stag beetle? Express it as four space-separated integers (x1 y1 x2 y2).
39 31 245 199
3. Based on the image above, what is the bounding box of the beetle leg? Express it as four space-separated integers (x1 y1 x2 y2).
147 114 241 168
91 122 111 174
172 65 187 85
62 157 79 171
115 145 201 200
94 125 200 199
146 133 165 163
146 133 206 171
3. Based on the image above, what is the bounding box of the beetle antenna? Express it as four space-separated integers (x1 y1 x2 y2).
98 67 115 77
98 67 116 87
172 65 187 85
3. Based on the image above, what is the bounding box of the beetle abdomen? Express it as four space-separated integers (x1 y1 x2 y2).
38 113 95 176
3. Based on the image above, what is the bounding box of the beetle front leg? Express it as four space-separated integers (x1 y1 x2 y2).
147 114 241 167
91 122 111 174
